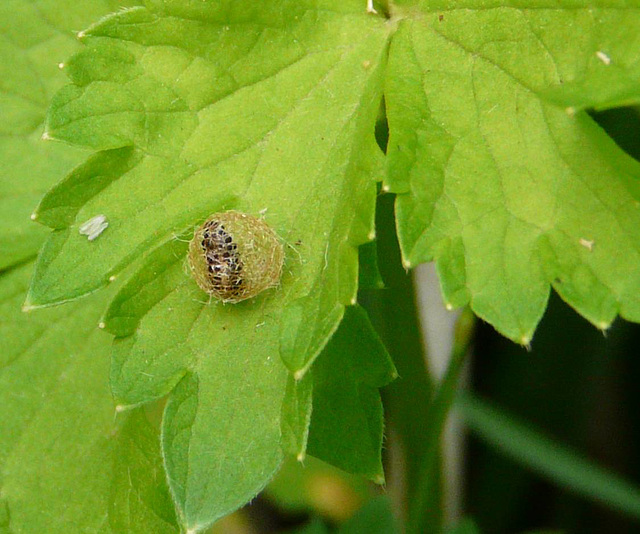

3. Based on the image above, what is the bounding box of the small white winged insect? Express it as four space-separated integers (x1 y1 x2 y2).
79 214 109 241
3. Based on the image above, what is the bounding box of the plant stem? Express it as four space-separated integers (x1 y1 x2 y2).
407 307 475 534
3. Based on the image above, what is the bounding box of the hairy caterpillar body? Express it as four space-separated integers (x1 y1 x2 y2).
188 211 284 303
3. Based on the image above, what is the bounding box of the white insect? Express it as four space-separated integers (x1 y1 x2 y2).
579 237 594 251
79 214 109 241
595 51 611 66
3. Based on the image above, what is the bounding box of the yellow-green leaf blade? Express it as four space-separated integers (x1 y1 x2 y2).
385 8 640 342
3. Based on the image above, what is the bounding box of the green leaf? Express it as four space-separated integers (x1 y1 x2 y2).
0 264 177 533
459 393 640 520
306 305 397 482
1 1 177 531
104 244 393 529
280 245 389 461
0 0 135 269
0 500 8 534
281 372 314 459
109 409 179 533
29 3 389 529
161 370 287 531
105 237 287 529
385 4 640 342
28 1 387 317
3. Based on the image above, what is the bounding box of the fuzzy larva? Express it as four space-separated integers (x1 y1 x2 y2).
188 211 284 303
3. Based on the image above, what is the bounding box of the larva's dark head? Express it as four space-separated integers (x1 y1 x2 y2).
188 211 284 303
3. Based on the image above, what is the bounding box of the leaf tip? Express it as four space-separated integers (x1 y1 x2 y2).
30 212 37 221
76 29 86 40
296 451 306 463
293 369 306 381
115 403 136 413
350 296 357 305
366 0 378 14
98 321 106 329
381 184 391 193
41 131 52 141
57 62 65 70
368 230 376 241
598 320 611 333
402 258 412 270
372 473 385 486
519 334 532 351
565 106 576 117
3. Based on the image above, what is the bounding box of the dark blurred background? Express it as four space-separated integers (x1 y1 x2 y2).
469 291 640 534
